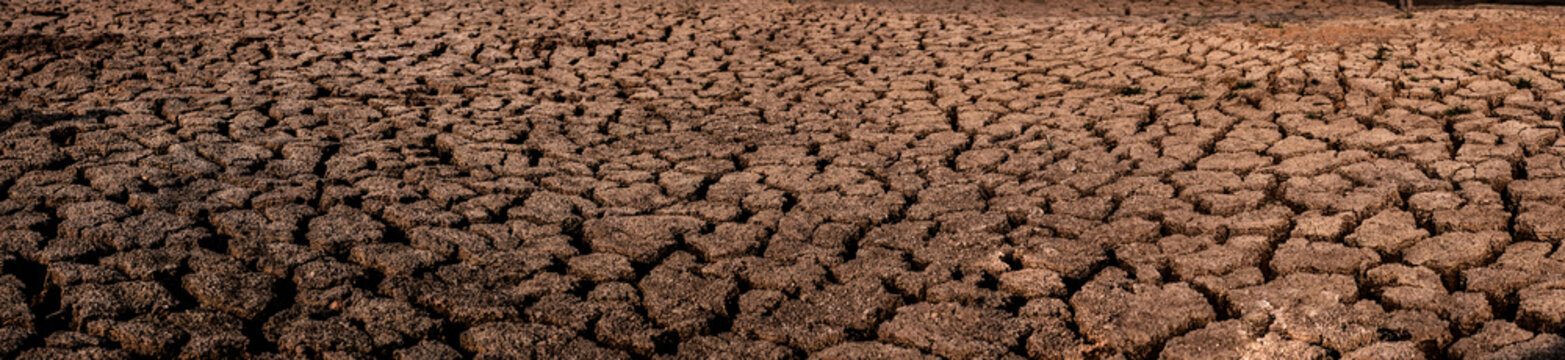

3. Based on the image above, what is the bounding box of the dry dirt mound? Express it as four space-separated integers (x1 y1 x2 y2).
3 0 1565 359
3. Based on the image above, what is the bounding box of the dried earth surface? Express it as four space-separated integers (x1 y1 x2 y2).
3 0 1565 359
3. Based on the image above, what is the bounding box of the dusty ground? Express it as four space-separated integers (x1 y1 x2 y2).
3 0 1565 359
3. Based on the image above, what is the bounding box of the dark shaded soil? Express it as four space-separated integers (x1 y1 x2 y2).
3 0 1565 359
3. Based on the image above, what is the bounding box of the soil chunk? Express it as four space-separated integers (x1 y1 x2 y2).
183 272 276 320
1070 268 1216 358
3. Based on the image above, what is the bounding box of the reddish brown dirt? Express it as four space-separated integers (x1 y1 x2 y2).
3 0 1565 359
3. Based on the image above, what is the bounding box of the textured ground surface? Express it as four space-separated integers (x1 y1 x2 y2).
4 0 1565 359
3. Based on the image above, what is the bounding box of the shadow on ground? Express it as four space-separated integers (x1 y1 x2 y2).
0 33 126 54
0 107 125 134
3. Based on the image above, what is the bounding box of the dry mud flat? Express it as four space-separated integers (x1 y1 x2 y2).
3 0 1565 359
